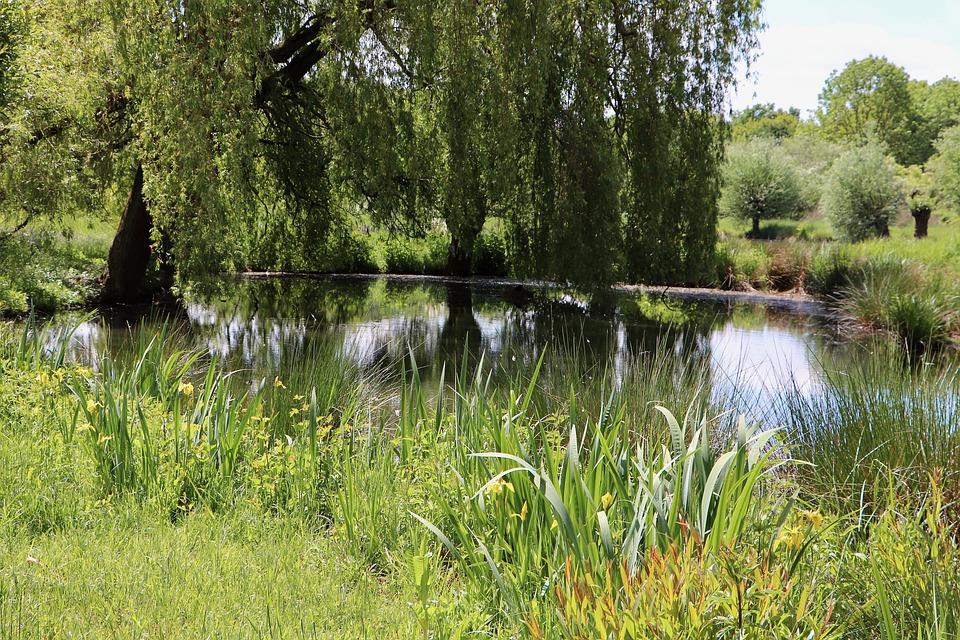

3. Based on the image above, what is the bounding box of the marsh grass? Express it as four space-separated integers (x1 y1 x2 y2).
777 345 960 509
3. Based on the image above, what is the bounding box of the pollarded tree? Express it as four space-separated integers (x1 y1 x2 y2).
817 57 925 166
720 140 804 237
821 144 903 242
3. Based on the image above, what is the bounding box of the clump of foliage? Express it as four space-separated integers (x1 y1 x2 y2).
821 144 903 242
931 125 960 214
0 234 101 315
720 139 805 237
835 256 958 352
731 103 801 141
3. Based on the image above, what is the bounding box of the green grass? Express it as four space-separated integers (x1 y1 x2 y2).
0 510 418 639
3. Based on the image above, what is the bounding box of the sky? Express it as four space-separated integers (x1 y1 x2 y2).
731 0 960 116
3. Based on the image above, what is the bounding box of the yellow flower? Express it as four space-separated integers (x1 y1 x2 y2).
550 518 558 531
293 394 305 402
800 509 824 529
85 398 98 414
97 434 113 445
289 407 301 418
35 371 50 384
512 501 529 522
485 477 514 496
76 422 94 434
600 492 614 510
178 381 194 397
273 377 286 389
777 525 805 551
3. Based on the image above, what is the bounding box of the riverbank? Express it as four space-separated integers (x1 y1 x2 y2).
1 322 958 637
3 219 957 351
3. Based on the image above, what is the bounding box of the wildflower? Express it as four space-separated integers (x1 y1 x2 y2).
97 434 113 445
777 525 805 551
289 407 301 418
178 381 194 397
273 376 286 389
800 509 824 529
293 394 305 402
550 518 558 531
76 422 94 434
35 371 50 384
86 398 98 414
485 477 514 496
601 492 614 510
512 501 529 522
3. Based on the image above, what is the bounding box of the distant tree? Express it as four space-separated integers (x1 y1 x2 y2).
817 57 925 166
930 125 960 214
731 103 801 141
821 144 903 241
720 139 804 237
911 78 960 162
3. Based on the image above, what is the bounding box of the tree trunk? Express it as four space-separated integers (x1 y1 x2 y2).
876 219 891 238
750 215 761 238
102 164 153 303
446 237 474 277
912 206 931 239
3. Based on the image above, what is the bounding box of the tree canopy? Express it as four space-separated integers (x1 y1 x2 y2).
720 139 804 236
817 57 926 165
731 104 801 141
1 0 763 297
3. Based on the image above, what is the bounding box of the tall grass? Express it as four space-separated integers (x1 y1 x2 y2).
777 346 960 509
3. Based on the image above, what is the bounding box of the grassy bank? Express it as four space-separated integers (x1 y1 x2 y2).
718 216 960 351
1 322 958 637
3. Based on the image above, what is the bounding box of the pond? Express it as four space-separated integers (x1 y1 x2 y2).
35 274 919 424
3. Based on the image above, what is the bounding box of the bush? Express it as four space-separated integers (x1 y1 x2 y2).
821 144 903 242
383 230 448 275
720 140 804 237
725 243 771 289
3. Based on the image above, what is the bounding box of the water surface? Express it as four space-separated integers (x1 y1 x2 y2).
34 275 876 421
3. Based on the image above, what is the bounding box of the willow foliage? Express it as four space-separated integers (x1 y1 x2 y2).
2 0 761 290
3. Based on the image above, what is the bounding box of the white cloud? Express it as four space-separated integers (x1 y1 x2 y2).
731 22 960 115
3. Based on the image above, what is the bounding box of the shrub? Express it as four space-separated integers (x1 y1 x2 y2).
720 139 804 237
384 230 448 275
716 240 770 289
821 144 903 242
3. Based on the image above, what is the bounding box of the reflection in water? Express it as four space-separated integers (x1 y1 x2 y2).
42 275 849 421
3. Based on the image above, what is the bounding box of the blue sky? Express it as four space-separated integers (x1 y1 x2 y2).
731 0 960 115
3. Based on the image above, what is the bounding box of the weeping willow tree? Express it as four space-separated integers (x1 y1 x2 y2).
1 0 760 299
